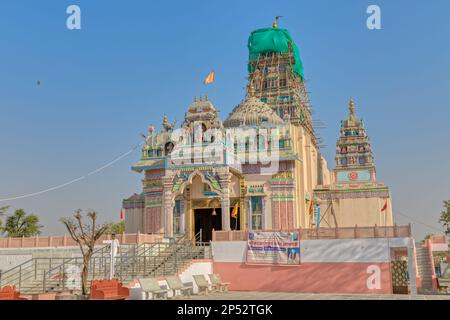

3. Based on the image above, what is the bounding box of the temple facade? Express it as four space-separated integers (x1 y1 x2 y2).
122 21 393 240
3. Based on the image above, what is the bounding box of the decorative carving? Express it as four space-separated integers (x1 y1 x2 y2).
271 171 293 180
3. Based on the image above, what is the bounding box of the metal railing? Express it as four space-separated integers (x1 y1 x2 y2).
0 231 211 295
0 244 113 292
114 231 211 282
212 224 412 241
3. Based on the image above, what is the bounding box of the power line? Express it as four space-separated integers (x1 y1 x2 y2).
0 142 144 203
394 208 443 234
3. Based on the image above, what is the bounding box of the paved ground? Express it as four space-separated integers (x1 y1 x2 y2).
188 291 450 300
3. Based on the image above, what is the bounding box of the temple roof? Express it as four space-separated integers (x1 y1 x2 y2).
247 26 304 79
183 95 222 129
223 94 284 128
334 97 375 171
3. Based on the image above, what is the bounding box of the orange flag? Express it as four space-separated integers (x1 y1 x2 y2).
308 199 314 217
203 71 215 85
381 200 388 212
231 202 239 219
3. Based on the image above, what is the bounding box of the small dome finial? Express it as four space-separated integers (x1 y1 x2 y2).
163 114 168 128
349 97 355 114
205 93 208 101
249 82 255 97
273 16 283 28
199 95 203 102
194 95 197 102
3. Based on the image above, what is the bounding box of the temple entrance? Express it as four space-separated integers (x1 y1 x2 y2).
194 208 222 242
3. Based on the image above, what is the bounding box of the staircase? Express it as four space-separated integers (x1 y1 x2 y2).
114 233 210 283
416 244 436 294
0 232 210 295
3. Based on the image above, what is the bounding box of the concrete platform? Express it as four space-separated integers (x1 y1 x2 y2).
186 291 450 300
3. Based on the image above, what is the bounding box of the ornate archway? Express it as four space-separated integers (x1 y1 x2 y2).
161 168 233 239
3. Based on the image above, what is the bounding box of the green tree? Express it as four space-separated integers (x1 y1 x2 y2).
420 234 433 245
2 209 42 237
105 221 125 234
439 200 450 236
0 206 9 231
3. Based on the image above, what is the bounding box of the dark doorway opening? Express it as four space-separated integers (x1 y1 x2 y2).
194 208 222 242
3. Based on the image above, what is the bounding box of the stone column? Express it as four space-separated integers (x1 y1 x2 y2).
219 171 232 231
180 199 186 235
162 176 174 239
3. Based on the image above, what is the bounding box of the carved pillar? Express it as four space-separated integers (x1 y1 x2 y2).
219 171 232 231
162 175 174 238
180 199 186 235
263 183 271 230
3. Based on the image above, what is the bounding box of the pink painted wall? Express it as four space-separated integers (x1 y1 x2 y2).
214 262 392 294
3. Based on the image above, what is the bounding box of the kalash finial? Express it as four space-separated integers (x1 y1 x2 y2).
163 113 168 128
349 97 355 114
249 82 255 97
273 16 283 28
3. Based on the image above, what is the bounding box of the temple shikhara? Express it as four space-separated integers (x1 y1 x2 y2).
122 20 394 241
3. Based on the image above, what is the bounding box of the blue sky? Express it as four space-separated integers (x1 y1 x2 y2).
0 0 449 239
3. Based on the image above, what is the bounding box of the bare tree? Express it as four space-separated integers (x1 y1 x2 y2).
60 209 109 296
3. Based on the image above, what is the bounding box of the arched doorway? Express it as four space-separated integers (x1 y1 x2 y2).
171 170 243 241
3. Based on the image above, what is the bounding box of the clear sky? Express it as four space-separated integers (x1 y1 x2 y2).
0 0 449 239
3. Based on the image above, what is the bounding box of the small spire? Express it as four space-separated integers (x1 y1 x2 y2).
194 95 197 102
199 95 203 102
249 82 255 97
349 97 355 114
163 114 168 128
205 93 208 101
273 16 283 28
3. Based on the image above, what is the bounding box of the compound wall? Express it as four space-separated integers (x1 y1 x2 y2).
212 237 417 294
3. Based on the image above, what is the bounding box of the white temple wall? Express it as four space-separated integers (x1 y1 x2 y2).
320 197 394 228
320 156 332 186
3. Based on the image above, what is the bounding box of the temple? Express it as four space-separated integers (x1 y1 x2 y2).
122 21 393 240
314 97 393 227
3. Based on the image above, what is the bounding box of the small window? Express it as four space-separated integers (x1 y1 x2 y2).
164 142 174 155
251 197 263 230
173 200 182 235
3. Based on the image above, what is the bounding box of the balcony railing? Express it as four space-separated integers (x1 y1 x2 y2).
212 224 412 242
0 233 163 249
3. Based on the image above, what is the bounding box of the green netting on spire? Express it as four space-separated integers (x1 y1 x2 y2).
247 27 304 79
